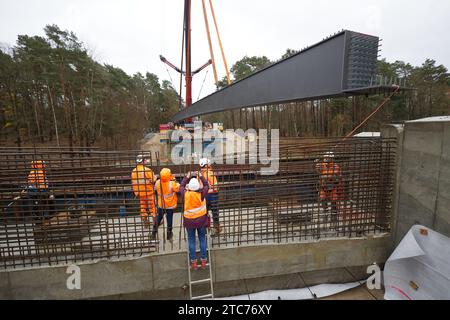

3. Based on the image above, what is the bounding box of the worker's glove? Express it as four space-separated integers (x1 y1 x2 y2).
13 196 21 200
49 194 55 200
187 171 197 179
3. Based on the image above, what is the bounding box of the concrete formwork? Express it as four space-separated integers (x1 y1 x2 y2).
0 235 390 299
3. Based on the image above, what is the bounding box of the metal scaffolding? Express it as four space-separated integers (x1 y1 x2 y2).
0 137 395 270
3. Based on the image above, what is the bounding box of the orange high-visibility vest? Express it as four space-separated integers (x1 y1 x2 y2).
155 179 180 209
201 169 218 193
28 169 48 189
318 162 342 201
317 162 341 179
183 191 207 220
131 165 155 197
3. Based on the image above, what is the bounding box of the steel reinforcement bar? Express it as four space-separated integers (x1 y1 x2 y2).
0 137 396 270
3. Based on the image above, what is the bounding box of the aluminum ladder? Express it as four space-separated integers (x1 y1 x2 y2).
187 231 214 300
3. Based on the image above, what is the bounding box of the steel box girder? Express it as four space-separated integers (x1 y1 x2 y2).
171 30 381 122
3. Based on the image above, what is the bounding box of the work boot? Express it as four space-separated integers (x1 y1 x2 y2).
190 260 198 270
167 231 173 241
201 259 207 269
150 230 157 240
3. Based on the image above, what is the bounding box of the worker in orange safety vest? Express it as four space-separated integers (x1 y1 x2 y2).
153 168 180 240
180 171 210 270
315 151 342 223
27 160 49 190
25 160 55 220
131 154 157 229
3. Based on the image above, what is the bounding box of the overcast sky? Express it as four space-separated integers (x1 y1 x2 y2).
1 0 449 100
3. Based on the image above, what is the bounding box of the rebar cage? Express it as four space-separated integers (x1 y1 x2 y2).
0 138 396 270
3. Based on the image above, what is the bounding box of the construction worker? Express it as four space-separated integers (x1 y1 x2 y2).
180 171 209 270
131 154 157 229
27 160 49 190
199 158 221 235
153 168 180 240
25 160 55 220
315 151 342 224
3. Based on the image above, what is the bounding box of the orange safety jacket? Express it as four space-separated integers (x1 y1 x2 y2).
155 179 180 209
201 169 218 193
131 165 155 197
316 162 341 181
27 169 48 189
183 191 207 220
316 161 342 201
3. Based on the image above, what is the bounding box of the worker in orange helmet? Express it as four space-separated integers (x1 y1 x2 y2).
25 160 55 220
131 154 157 229
199 158 221 235
153 168 180 241
315 151 342 224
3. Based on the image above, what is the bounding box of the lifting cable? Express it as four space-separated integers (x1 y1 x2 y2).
179 3 186 110
202 0 219 86
208 0 231 85
197 67 210 101
164 64 177 93
337 85 401 145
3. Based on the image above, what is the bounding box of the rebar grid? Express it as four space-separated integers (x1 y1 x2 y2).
0 137 396 270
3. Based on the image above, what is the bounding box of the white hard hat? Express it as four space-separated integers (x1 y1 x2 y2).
136 154 150 164
199 158 210 168
188 178 200 191
324 151 335 158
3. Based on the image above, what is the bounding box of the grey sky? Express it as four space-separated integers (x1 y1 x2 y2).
1 0 449 100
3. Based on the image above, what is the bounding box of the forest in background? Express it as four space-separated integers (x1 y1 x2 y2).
1 25 449 149
0 25 179 149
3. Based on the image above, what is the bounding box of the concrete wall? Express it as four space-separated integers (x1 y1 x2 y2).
0 236 391 299
381 124 404 248
384 118 450 245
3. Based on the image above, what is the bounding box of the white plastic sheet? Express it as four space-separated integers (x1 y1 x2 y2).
384 225 450 300
213 281 362 300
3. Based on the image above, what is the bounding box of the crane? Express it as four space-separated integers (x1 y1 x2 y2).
160 0 231 124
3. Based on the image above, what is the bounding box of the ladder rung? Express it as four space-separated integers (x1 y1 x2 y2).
191 293 213 300
191 278 211 285
201 263 211 267
188 263 210 268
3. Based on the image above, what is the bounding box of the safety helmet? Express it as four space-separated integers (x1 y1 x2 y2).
160 168 172 182
136 154 149 164
324 151 335 159
187 178 200 191
199 158 211 168
31 160 45 169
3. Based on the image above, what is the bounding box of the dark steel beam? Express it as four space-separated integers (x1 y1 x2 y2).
171 30 387 122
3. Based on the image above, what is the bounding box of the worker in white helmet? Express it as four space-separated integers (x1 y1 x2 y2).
199 158 221 235
315 151 342 224
131 154 157 229
180 170 210 270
